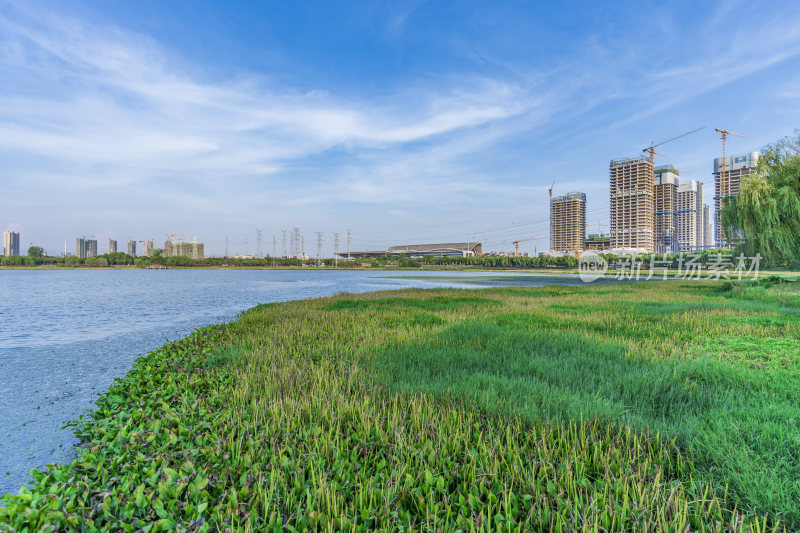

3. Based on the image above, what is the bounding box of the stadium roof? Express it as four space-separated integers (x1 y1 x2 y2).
337 242 483 258
387 242 482 254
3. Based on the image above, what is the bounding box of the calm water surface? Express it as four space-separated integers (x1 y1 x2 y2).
0 268 595 497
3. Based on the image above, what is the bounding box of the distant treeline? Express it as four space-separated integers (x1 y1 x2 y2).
1 248 756 269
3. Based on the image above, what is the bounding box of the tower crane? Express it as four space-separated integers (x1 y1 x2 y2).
714 128 745 201
642 127 705 250
512 236 536 257
714 128 745 245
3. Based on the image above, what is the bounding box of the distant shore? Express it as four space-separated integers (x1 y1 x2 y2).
2 264 798 280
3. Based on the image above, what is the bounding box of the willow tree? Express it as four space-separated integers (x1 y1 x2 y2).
722 131 800 266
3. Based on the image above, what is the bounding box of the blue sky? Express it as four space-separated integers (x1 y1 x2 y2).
2 0 800 256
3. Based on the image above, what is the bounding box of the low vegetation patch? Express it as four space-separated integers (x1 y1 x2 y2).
2 282 797 531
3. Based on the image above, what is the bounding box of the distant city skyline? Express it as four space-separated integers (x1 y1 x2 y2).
2 1 799 257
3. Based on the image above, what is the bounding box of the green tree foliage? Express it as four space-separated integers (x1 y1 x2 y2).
101 252 134 265
166 255 194 267
0 255 32 266
27 246 44 258
722 131 800 266
64 255 81 266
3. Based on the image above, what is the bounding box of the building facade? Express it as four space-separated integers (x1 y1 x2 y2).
703 205 713 249
76 237 97 258
3 231 20 256
714 151 759 246
675 180 704 252
127 239 136 257
550 191 586 253
610 156 654 252
108 239 117 254
653 166 679 254
164 240 205 259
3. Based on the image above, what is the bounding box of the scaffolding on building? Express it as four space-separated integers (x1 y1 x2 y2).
550 191 586 253
609 157 654 253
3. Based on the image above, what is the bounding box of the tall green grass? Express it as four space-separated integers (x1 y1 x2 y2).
1 282 795 531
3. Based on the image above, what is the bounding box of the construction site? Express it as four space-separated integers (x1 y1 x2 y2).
549 191 586 253
654 166 679 254
164 235 205 259
713 150 759 246
609 156 655 252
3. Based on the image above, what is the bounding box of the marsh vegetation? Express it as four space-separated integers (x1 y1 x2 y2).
2 280 798 531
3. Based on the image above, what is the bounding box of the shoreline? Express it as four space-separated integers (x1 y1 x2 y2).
2 264 795 281
1 281 794 529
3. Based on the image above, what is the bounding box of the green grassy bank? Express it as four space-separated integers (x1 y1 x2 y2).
2 281 798 531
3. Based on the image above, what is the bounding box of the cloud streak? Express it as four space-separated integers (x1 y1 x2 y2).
0 5 536 184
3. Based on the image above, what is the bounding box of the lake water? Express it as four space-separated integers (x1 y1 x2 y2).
0 268 601 497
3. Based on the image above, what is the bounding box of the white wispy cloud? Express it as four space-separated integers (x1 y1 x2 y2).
0 4 536 186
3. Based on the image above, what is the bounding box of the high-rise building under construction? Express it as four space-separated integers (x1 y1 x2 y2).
549 191 586 253
652 166 706 253
610 156 654 252
676 179 704 252
714 151 759 246
3 231 20 256
76 237 97 258
653 166 679 254
703 205 713 249
3 231 19 256
164 240 204 259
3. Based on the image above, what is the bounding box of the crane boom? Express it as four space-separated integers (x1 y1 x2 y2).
512 237 536 257
653 126 705 148
641 127 704 251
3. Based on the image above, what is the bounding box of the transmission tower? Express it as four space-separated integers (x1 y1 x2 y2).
225 237 229 258
333 232 340 267
272 235 277 266
315 232 323 266
256 228 263 258
347 229 351 260
281 230 287 258
292 228 301 257
244 237 249 256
